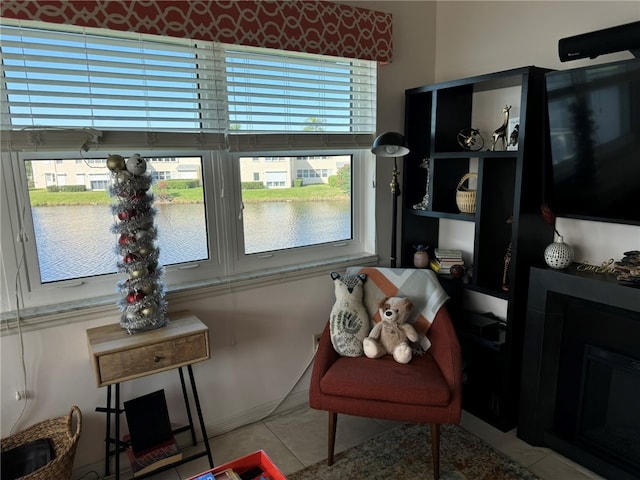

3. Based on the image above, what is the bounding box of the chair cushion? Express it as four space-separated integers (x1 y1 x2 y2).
320 353 451 406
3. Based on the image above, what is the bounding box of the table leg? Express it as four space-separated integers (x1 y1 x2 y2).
179 367 197 446
115 383 120 480
105 385 112 477
188 364 214 468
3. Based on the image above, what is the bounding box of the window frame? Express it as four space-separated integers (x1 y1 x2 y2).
0 21 378 315
0 144 375 312
3 149 221 309
228 148 373 275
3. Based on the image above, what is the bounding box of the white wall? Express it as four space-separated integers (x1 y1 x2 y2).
1 2 639 476
1 276 340 475
367 1 437 267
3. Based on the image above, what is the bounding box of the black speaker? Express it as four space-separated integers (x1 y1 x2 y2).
558 20 640 62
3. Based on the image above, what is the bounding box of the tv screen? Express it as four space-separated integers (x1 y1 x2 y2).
546 58 640 226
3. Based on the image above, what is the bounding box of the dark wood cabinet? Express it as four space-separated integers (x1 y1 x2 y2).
401 66 553 430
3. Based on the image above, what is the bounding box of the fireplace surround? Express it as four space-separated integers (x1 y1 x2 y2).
518 265 640 480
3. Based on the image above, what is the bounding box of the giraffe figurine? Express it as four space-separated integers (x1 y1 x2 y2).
491 105 511 151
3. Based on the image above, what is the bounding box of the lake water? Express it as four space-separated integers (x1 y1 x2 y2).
32 201 350 283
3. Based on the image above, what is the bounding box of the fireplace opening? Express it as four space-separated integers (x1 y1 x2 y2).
577 345 640 476
519 267 640 480
543 291 640 479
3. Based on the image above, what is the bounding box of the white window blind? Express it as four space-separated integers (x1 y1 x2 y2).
224 45 376 134
1 22 376 150
0 24 226 132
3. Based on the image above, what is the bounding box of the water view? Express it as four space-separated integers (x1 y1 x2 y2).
32 201 350 283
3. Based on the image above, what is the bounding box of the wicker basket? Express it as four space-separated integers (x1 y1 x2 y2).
455 172 477 214
1 406 81 480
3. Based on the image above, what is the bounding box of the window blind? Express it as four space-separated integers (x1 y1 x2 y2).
1 22 376 150
224 46 376 132
0 25 226 133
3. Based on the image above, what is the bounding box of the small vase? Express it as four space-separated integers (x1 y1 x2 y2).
544 235 574 269
413 250 430 268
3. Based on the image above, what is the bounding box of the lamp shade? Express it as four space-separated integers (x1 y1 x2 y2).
371 132 410 157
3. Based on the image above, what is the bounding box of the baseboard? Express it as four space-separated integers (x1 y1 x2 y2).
202 389 310 438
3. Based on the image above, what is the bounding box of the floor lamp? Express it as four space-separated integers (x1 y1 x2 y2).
371 132 410 268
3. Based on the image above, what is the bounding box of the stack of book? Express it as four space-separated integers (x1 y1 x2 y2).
431 249 464 274
125 435 182 477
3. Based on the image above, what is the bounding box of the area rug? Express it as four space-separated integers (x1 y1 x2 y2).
288 423 539 480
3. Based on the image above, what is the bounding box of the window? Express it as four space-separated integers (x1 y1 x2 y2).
239 155 352 255
24 156 208 284
150 171 172 182
0 21 376 311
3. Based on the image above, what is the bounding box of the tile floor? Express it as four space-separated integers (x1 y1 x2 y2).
134 405 606 480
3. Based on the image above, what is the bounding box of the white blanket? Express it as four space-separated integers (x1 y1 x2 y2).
346 266 449 337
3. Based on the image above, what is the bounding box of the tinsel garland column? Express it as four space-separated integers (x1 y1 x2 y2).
107 153 168 334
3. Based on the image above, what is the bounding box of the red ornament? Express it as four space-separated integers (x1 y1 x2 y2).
119 234 135 246
126 291 145 303
123 253 139 263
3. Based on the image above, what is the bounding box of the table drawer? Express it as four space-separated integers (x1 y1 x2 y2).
98 332 208 384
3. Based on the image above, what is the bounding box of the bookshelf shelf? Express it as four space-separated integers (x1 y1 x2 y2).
401 66 554 430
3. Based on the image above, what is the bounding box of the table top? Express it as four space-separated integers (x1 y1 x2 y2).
86 310 207 357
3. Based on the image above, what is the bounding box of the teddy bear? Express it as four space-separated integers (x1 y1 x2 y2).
363 296 419 364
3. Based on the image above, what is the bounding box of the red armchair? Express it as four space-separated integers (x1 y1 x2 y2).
309 304 462 479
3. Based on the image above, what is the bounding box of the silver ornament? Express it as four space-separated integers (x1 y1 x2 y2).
126 154 147 176
115 170 133 184
135 229 153 242
137 245 153 257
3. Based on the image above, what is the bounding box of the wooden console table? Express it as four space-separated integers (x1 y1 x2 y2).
86 310 214 479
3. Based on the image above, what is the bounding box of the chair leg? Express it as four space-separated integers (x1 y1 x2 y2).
328 412 337 466
430 423 441 480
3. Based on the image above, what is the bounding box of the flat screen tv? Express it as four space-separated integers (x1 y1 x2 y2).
546 58 640 226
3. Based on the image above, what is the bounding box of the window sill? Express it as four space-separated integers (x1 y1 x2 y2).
0 254 378 336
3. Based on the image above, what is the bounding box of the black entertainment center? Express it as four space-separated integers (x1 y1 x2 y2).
400 20 639 467
518 48 640 479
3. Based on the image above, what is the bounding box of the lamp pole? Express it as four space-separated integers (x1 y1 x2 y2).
371 132 409 269
390 157 399 268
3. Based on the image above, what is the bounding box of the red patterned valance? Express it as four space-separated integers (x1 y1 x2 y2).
0 0 393 62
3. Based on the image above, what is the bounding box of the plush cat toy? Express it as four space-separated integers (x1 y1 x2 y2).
363 296 419 364
329 272 369 357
